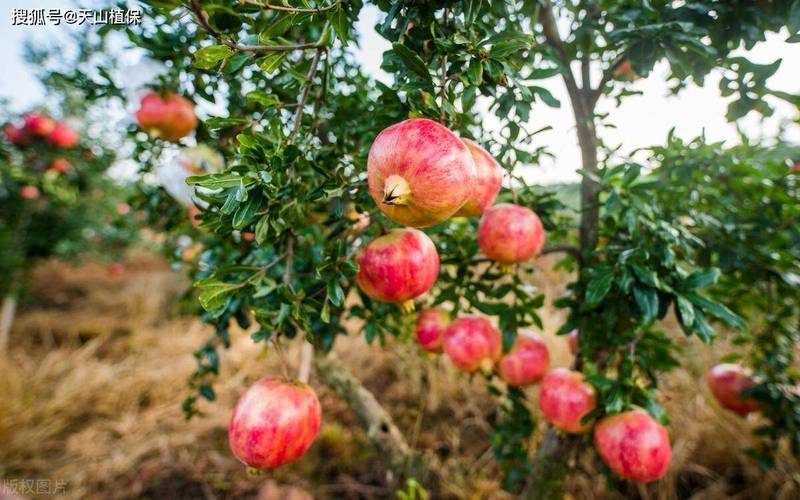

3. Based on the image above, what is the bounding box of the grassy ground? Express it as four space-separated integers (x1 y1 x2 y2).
1 251 798 499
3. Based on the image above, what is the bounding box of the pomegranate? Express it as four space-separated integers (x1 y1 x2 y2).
707 364 760 415
116 203 131 216
19 185 40 200
593 410 671 482
367 118 476 227
47 123 79 148
477 203 546 267
443 315 502 373
242 231 256 242
355 228 440 313
613 59 639 81
497 331 549 386
455 139 503 217
23 113 55 136
49 158 72 174
136 92 197 142
538 368 596 433
4 124 30 146
228 377 322 470
567 329 579 354
415 307 450 353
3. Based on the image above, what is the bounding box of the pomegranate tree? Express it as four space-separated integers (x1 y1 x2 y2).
537 368 596 433
707 364 760 415
135 92 197 142
415 307 450 353
355 228 440 313
228 377 322 470
443 315 502 373
497 331 549 386
477 203 546 267
367 118 476 227
593 410 671 483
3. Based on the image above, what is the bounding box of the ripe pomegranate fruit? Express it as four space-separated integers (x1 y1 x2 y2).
497 331 549 386
23 113 55 136
613 59 639 81
538 368 596 433
136 92 197 142
594 410 671 482
242 231 256 242
707 363 760 415
455 139 503 217
47 122 79 148
415 307 450 353
355 228 440 313
477 203 546 267
49 158 72 174
116 203 131 216
367 118 476 227
443 315 502 373
228 377 321 470
567 329 579 354
19 185 40 200
4 124 30 146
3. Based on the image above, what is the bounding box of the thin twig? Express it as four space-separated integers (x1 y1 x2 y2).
291 48 325 140
589 52 628 107
540 244 581 260
190 0 321 53
241 0 340 14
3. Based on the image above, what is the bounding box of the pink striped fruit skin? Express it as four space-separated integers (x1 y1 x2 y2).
415 307 450 353
477 203 546 264
443 315 502 372
538 368 596 433
23 113 56 136
228 377 322 470
367 118 476 227
356 228 440 305
136 93 197 142
593 410 671 483
4 124 30 146
498 331 549 386
707 364 760 415
47 123 79 148
455 139 503 217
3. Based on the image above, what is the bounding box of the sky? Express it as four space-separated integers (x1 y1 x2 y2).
2 2 798 184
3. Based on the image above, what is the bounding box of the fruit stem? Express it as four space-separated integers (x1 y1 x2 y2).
382 175 411 206
398 299 415 314
479 358 495 376
499 263 515 274
246 467 265 476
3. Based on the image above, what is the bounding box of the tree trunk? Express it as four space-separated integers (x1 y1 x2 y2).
313 352 425 485
523 431 573 499
0 293 18 353
576 117 600 253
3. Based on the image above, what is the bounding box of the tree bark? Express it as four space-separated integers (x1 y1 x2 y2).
523 431 573 500
0 293 18 353
313 352 425 484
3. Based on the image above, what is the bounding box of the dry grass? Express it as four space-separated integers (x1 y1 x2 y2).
0 253 798 499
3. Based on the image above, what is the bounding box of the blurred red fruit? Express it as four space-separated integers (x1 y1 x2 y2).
49 158 72 174
136 92 197 142
538 368 596 433
47 122 79 148
116 203 131 216
707 363 760 415
477 203 546 266
242 231 256 242
228 377 321 469
107 262 126 277
415 307 450 353
19 185 40 200
4 124 30 146
497 331 549 386
443 315 502 373
594 410 671 482
23 113 56 136
455 139 503 217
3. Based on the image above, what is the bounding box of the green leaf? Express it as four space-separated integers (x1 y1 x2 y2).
686 293 744 329
391 43 433 84
675 295 695 331
467 58 484 86
257 52 287 74
195 278 241 310
187 173 253 189
685 268 720 290
790 0 800 35
586 267 614 307
193 44 234 70
633 286 659 323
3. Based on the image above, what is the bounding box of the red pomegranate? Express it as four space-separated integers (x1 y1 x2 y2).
613 59 640 81
593 410 671 482
355 228 440 313
567 329 579 354
367 118 476 227
497 331 549 386
23 113 56 136
228 377 322 470
707 364 760 415
136 92 197 142
4 124 30 146
415 307 450 353
242 231 256 242
116 203 131 216
49 158 72 174
477 203 546 266
19 185 40 200
443 315 502 373
47 122 79 148
538 368 596 433
455 139 503 217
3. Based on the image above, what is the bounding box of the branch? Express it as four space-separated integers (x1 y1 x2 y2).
291 48 325 139
589 52 628 108
538 0 587 117
189 0 321 53
240 0 340 14
540 244 581 260
314 353 424 480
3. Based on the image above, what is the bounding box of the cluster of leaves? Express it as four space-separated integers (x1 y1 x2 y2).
652 135 800 466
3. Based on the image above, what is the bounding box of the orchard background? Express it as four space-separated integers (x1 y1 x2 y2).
1 1 799 499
